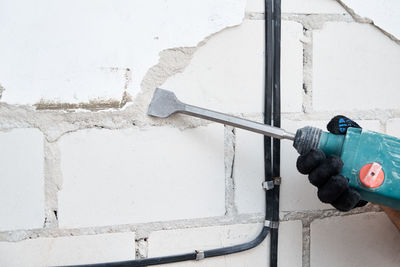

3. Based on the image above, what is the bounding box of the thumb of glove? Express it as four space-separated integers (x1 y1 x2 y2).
327 115 361 135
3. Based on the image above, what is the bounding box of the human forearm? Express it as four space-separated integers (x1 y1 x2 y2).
381 206 400 230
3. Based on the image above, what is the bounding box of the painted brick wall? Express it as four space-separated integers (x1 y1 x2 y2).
1 0 400 266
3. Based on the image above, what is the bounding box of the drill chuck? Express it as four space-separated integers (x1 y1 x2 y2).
293 126 323 155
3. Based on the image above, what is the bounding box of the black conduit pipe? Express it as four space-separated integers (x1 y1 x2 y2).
270 0 281 266
61 1 281 266
264 0 281 266
62 228 271 267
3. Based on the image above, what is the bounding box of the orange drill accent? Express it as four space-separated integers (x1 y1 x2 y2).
359 162 384 189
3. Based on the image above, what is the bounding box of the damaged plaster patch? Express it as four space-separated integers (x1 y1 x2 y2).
337 0 400 43
130 23 246 128
130 46 199 127
135 238 148 259
43 142 63 229
34 98 123 111
34 91 132 111
302 28 313 113
224 126 237 216
34 67 133 111
0 84 4 99
282 14 354 30
158 19 266 115
0 22 245 142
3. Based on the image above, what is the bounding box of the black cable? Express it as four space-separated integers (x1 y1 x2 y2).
264 0 274 221
270 0 281 266
59 1 281 266
63 253 196 267
62 228 271 267
264 0 281 266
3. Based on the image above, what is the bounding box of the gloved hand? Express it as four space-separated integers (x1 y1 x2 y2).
296 115 368 211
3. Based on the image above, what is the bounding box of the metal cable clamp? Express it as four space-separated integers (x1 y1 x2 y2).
265 220 279 229
262 177 281 190
195 250 205 260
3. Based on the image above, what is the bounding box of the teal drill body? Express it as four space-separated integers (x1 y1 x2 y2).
318 128 400 209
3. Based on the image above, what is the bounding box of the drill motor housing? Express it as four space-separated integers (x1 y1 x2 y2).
294 126 400 209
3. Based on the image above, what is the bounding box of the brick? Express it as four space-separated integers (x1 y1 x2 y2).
234 128 265 214
278 220 303 267
281 21 304 113
313 22 400 111
148 221 302 267
162 20 303 114
280 120 381 211
0 129 44 231
58 125 225 228
0 232 135 266
246 0 346 14
311 212 400 267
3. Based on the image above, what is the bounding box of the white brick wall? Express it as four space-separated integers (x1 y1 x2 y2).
235 129 265 214
1 1 400 266
0 129 44 231
162 20 303 114
311 212 400 267
58 125 225 228
281 21 304 113
313 22 400 111
148 221 302 267
0 232 135 266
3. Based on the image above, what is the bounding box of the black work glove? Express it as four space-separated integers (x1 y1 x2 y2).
296 115 368 211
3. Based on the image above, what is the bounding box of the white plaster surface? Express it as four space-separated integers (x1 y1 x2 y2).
283 0 346 14
341 0 400 39
58 124 225 228
246 0 346 14
0 0 245 104
148 221 302 267
311 212 400 267
313 22 400 111
162 20 303 114
0 129 44 231
0 233 135 266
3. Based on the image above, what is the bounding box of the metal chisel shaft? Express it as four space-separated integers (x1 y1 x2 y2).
147 88 295 141
182 104 295 140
